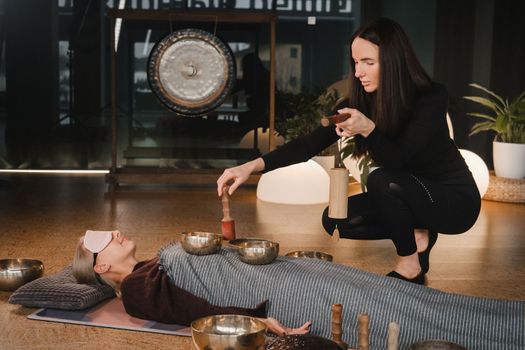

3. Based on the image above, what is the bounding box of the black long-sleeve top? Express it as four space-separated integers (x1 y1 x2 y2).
262 83 474 185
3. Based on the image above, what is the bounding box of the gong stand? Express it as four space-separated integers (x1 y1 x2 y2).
106 8 278 193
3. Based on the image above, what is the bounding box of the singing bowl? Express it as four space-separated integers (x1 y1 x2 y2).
237 240 279 265
285 251 333 262
191 315 266 350
228 238 262 248
267 334 345 350
180 232 222 256
410 340 468 350
0 259 44 291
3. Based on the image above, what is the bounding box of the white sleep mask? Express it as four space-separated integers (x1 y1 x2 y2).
84 230 113 253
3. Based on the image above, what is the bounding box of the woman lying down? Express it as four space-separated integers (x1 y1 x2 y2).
73 230 524 350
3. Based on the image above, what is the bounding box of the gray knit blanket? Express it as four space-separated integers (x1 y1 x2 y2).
158 243 524 350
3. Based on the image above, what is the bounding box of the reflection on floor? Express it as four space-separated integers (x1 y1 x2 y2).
0 174 523 349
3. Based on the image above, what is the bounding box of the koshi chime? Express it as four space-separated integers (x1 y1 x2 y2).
322 114 351 220
328 167 349 219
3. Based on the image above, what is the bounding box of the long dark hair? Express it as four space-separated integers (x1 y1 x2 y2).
349 18 432 157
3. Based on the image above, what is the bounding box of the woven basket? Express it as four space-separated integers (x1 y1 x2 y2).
483 173 525 203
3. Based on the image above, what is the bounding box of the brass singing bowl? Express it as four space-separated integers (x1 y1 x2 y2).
410 340 468 350
180 232 222 256
191 315 266 350
0 259 44 291
285 250 333 262
228 238 262 248
237 240 279 265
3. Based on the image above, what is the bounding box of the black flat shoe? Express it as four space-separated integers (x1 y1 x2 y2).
418 230 438 274
387 270 426 285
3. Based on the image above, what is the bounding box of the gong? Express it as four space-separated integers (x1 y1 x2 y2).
147 28 236 116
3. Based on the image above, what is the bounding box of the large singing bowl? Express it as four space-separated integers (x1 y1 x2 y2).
148 28 236 116
0 259 44 291
191 315 266 350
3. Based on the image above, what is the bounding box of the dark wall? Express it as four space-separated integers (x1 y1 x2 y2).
490 0 525 99
5 0 58 166
71 0 102 121
433 0 477 150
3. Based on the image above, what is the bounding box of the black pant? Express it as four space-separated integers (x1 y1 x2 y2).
322 168 481 256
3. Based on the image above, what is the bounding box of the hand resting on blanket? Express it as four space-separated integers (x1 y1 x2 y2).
261 318 312 336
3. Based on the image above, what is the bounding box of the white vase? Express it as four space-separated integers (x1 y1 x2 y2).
493 141 525 179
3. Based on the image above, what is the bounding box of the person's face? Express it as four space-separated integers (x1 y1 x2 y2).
93 231 136 268
351 37 380 93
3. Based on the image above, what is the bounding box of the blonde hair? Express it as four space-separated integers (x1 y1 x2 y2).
72 236 122 298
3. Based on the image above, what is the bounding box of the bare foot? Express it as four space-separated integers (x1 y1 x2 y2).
394 252 422 279
414 229 429 253
260 317 312 336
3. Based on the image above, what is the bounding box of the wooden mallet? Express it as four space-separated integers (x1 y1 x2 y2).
387 322 400 350
221 186 236 240
357 313 370 350
321 113 352 127
331 304 349 349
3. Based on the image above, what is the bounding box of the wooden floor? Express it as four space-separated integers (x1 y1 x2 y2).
0 174 524 349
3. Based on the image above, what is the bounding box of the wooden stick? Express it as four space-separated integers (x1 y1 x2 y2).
328 168 349 219
357 313 370 350
321 113 352 127
221 186 235 240
221 187 232 221
387 322 400 350
331 304 348 349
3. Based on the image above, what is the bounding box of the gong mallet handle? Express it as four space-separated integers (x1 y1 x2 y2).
221 186 235 240
387 322 400 350
331 304 349 349
357 313 370 350
321 113 352 127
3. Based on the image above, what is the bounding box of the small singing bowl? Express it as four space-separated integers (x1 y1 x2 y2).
191 315 266 350
228 238 262 248
237 240 279 265
181 232 222 256
285 250 333 262
410 340 468 350
0 259 44 291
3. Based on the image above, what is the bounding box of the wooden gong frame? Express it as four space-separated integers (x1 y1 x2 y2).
106 8 277 192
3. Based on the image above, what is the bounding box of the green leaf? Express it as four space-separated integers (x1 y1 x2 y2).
339 137 355 160
469 121 497 135
466 112 496 122
463 96 502 114
465 84 525 144
495 114 509 132
469 83 506 108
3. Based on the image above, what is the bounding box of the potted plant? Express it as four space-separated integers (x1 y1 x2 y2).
339 137 374 192
275 88 375 196
464 83 525 179
275 88 339 172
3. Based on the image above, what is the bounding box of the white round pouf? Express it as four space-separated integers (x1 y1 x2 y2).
256 160 329 204
459 149 490 197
